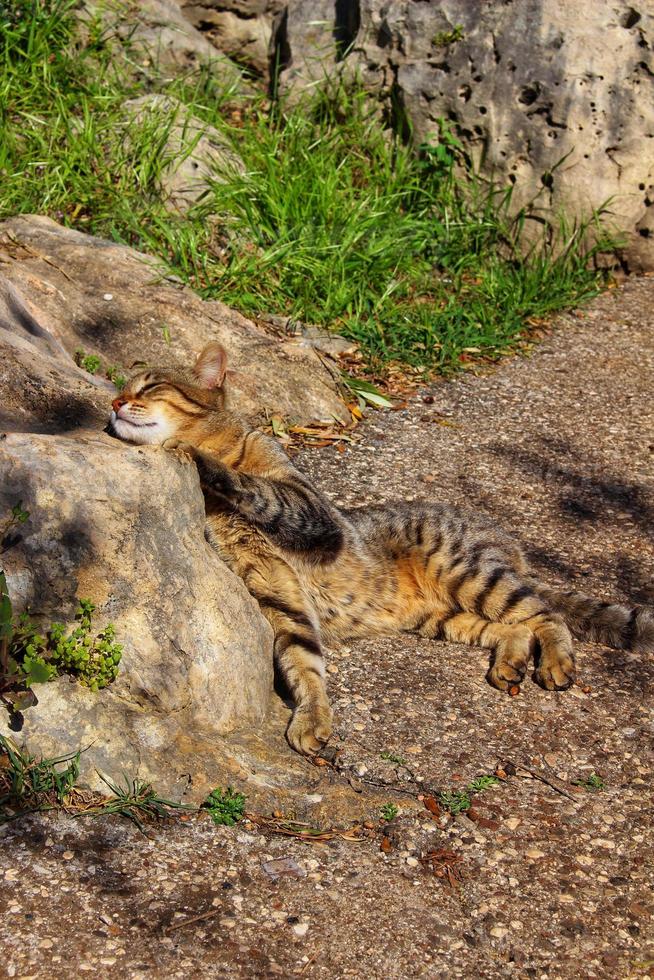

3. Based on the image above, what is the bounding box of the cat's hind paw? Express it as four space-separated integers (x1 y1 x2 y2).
287 702 333 756
534 652 576 691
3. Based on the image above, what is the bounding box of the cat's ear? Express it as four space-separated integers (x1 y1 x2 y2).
193 343 228 389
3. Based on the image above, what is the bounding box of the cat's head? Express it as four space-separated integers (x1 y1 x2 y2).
107 342 228 445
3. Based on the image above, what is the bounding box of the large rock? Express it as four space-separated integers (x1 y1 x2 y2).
0 430 273 796
0 215 349 431
278 0 654 271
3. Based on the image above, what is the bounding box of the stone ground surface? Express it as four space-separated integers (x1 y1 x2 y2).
1 277 653 979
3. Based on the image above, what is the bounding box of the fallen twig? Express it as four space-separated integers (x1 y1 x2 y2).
164 907 222 933
501 759 579 802
246 812 365 843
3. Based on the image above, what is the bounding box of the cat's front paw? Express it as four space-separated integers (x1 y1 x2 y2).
162 438 197 459
287 702 333 756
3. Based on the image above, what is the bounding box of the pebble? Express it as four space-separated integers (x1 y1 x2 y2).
576 854 593 866
62 851 74 861
526 848 545 859
292 922 309 938
490 926 509 939
406 857 419 868
102 293 113 301
504 817 521 831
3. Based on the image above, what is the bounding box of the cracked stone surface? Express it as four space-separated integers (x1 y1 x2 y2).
1 277 652 977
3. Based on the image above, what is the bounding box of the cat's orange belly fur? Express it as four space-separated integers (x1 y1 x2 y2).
302 550 434 641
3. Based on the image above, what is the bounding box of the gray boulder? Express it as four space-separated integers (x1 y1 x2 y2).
179 0 285 77
0 215 350 801
79 0 248 84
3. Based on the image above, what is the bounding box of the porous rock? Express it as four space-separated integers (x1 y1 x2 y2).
278 0 654 271
0 430 273 796
0 214 348 797
179 0 285 77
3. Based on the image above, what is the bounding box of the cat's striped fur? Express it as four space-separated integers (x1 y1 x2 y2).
108 343 654 754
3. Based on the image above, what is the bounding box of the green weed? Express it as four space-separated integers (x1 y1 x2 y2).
380 750 407 766
93 773 193 832
74 350 126 389
74 349 101 375
433 25 464 46
0 0 617 376
2 510 123 717
10 599 123 693
380 802 399 822
438 774 500 814
0 737 192 829
573 773 605 792
106 366 126 390
202 786 246 826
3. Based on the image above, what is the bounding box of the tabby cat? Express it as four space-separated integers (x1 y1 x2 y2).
107 343 654 755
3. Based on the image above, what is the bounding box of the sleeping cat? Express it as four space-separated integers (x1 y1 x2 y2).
107 342 654 755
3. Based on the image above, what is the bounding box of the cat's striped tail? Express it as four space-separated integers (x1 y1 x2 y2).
531 583 654 653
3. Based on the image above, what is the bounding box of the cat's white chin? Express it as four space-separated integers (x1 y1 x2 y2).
109 412 170 446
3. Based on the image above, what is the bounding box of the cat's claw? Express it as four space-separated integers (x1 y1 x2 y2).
287 703 333 756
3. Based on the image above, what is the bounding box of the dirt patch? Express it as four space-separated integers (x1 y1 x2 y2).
1 278 653 978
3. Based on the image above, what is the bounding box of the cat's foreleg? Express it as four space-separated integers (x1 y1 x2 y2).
205 513 333 755
246 577 333 755
163 440 343 562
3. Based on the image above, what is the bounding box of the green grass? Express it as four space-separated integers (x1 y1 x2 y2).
0 0 618 375
0 735 81 821
0 736 195 828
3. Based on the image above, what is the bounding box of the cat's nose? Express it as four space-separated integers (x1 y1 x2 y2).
112 396 127 413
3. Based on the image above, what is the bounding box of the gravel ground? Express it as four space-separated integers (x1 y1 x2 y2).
1 278 653 979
